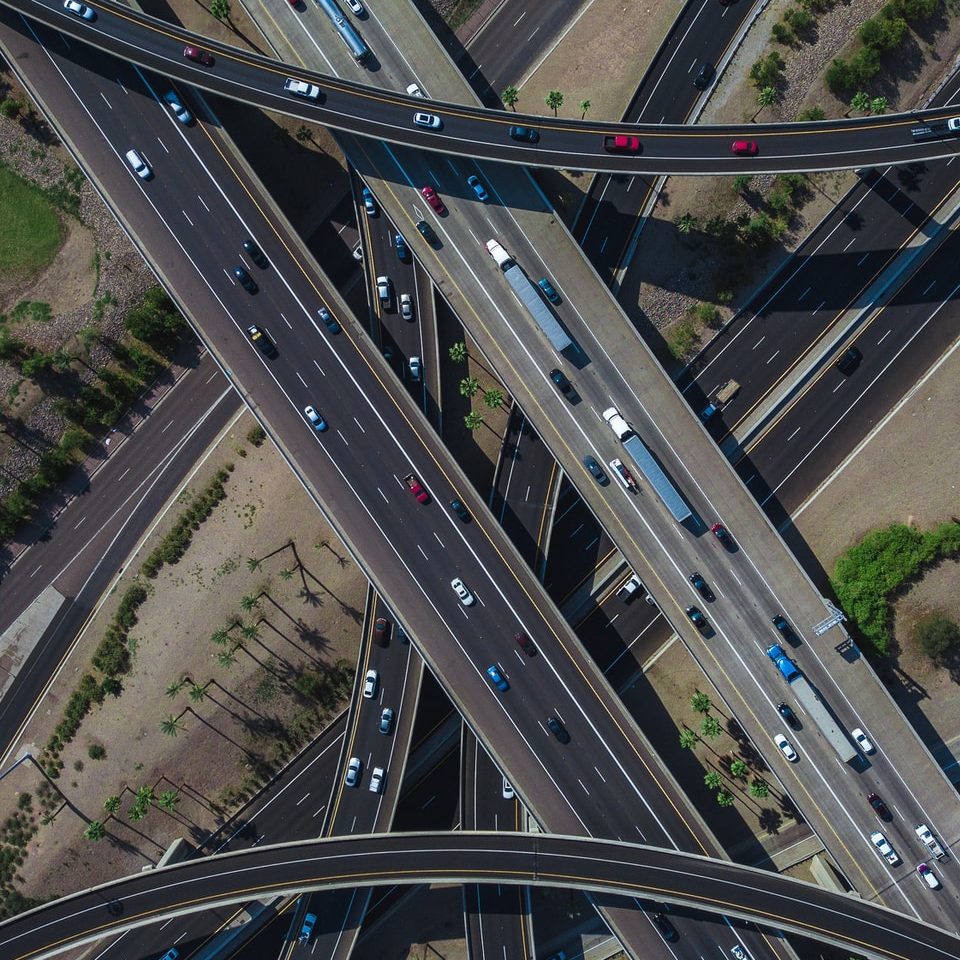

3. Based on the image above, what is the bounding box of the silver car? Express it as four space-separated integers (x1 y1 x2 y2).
451 577 474 606
413 112 442 129
344 756 361 787
124 149 152 180
400 293 413 321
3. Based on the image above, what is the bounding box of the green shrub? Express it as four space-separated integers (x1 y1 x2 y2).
914 614 960 663
831 521 960 654
859 12 907 50
88 743 106 760
784 7 814 30
246 424 266 447
667 318 699 358
826 58 854 94
749 51 786 89
771 22 794 44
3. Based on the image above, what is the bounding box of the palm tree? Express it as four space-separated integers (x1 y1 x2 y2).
700 715 722 739
217 649 238 669
210 0 232 25
103 795 121 815
749 778 769 799
165 678 187 698
448 341 467 363
156 790 180 812
729 758 748 780
459 376 481 398
579 99 591 119
135 786 155 807
241 623 259 642
159 715 185 737
280 568 294 581
752 86 777 121
545 90 564 116
691 692 712 714
849 91 870 115
870 96 888 115
210 629 230 647
246 557 262 572
679 729 698 750
240 594 259 612
676 213 697 234
483 389 505 410
501 86 519 111
84 820 106 841
128 803 148 822
704 770 723 790
295 125 312 143
464 411 484 431
188 682 206 703
716 790 735 807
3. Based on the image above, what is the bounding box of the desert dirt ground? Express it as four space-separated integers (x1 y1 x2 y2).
0 412 365 901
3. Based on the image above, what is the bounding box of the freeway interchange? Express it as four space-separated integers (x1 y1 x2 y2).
0 0 959 958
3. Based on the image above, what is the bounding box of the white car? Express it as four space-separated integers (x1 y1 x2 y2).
362 669 379 699
352 242 363 261
63 0 95 19
369 766 384 793
406 82 425 98
399 293 413 321
376 275 392 305
345 0 364 12
852 728 874 754
949 117 960 132
344 756 361 787
408 356 422 382
304 405 327 432
451 577 474 606
502 777 514 800
773 733 797 762
917 862 940 888
413 112 442 129
871 831 900 864
124 149 152 180
283 78 320 101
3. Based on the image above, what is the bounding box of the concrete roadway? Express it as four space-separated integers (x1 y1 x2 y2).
11 0 960 173
0 347 239 759
4 831 958 960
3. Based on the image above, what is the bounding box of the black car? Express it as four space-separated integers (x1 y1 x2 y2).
246 324 277 358
868 792 891 820
550 368 572 396
686 606 708 632
689 571 716 602
693 61 715 90
508 125 539 143
836 345 862 375
416 219 438 245
583 456 608 485
546 716 570 743
233 265 258 294
652 913 678 942
777 702 800 729
243 239 269 269
449 499 470 522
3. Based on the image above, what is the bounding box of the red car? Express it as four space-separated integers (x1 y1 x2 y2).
183 46 215 66
421 185 445 214
514 632 535 655
731 140 758 156
403 473 429 503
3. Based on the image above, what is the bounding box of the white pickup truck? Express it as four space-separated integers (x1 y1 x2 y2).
916 824 947 860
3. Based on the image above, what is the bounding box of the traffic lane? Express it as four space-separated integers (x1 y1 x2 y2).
0 351 230 632
464 0 583 94
16 0 960 175
492 408 561 570
743 231 960 516
8 833 957 960
689 161 960 435
543 485 616 602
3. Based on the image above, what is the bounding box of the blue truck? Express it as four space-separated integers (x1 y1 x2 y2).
766 644 857 762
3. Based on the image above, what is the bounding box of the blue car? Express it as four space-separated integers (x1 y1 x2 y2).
538 277 561 304
317 306 339 334
361 186 376 216
395 232 409 261
466 174 488 202
486 665 509 692
299 912 317 942
304 405 327 432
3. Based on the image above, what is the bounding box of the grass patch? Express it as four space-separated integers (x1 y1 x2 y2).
447 0 485 30
0 161 63 280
